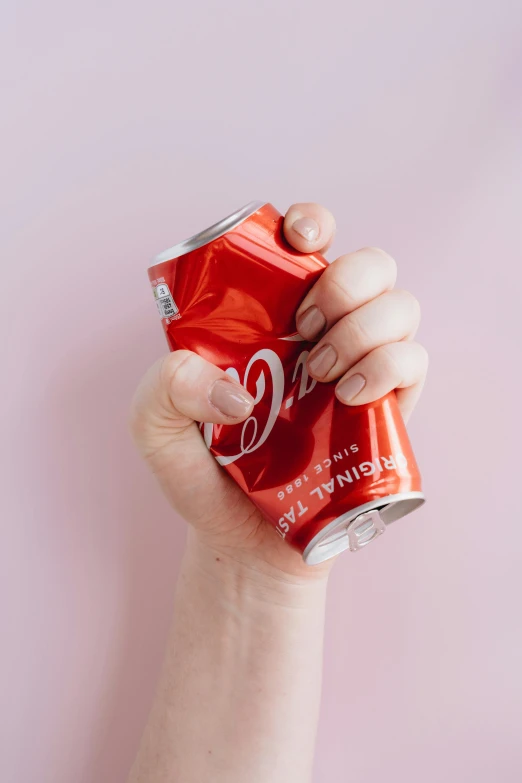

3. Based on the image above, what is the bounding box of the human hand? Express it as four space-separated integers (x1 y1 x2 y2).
130 203 428 583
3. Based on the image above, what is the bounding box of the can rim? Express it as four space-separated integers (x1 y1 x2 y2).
302 491 425 565
149 200 267 268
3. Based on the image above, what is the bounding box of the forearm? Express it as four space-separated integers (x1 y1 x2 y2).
128 531 329 783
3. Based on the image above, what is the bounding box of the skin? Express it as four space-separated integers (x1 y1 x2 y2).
127 202 428 782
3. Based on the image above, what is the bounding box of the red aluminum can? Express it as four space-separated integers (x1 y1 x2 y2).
148 202 424 564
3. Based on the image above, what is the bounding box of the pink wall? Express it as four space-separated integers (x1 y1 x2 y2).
3 2 521 781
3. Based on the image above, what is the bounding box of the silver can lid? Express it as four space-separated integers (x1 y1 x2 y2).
303 491 425 565
150 201 266 268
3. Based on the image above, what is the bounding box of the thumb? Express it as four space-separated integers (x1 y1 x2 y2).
283 202 336 255
130 350 255 460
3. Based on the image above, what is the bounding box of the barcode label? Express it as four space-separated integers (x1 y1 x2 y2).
153 283 179 320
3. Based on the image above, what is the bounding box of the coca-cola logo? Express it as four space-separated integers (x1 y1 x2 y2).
202 348 316 465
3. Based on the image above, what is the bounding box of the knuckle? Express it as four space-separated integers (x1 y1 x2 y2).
347 311 373 347
379 341 429 386
417 343 430 371
377 344 404 383
363 246 397 272
336 247 397 293
393 289 421 320
324 269 359 310
128 364 163 445
128 395 143 442
362 245 387 257
160 349 199 391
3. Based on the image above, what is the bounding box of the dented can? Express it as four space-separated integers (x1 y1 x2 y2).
148 202 424 564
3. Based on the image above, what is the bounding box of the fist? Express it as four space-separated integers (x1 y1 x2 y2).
130 203 428 580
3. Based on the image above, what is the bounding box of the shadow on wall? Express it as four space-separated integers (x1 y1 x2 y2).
44 307 185 782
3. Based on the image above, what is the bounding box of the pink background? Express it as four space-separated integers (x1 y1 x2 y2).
2 2 521 781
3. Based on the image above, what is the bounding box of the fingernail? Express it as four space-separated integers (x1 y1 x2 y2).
308 344 337 379
209 380 254 418
297 305 326 340
292 216 319 243
336 374 366 403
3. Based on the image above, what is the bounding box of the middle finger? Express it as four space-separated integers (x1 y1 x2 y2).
306 289 421 381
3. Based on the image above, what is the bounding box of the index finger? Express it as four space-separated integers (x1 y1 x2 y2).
283 202 336 255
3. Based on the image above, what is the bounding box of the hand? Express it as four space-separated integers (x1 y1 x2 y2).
130 203 428 583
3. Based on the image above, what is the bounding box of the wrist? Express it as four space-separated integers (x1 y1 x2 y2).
185 529 330 610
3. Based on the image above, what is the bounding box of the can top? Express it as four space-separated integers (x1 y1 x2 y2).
150 201 266 268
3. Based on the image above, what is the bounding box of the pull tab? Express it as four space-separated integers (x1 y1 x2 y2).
346 509 387 552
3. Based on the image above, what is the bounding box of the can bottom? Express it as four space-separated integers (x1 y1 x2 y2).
302 492 425 565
